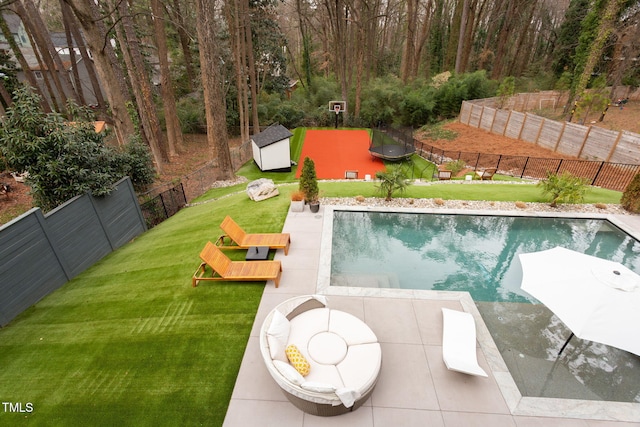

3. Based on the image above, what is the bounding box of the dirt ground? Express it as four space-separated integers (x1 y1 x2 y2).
420 100 640 157
1 101 637 225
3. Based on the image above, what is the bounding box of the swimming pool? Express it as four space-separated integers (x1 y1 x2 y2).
326 208 640 404
331 210 640 302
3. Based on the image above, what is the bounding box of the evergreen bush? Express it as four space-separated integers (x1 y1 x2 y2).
299 157 319 202
621 173 640 213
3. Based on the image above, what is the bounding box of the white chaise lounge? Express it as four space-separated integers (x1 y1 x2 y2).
260 295 382 416
441 307 488 377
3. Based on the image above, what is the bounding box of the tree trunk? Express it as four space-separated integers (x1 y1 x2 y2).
567 0 626 120
196 0 234 180
454 0 470 74
400 0 417 82
18 0 79 107
62 0 136 146
115 0 168 170
241 0 260 133
152 0 184 156
169 0 196 92
60 1 106 110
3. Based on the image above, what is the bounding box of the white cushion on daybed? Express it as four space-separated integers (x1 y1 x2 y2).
267 310 290 361
329 310 378 345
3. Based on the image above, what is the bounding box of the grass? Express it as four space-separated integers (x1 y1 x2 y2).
0 138 624 425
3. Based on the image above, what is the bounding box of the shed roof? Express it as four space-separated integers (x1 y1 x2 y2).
252 124 292 149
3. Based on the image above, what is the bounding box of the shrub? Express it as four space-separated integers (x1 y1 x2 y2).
290 190 305 201
0 86 154 211
538 171 588 207
299 157 319 203
375 165 410 201
444 159 466 176
621 173 640 213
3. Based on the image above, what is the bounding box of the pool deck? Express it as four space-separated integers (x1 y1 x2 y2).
222 206 640 427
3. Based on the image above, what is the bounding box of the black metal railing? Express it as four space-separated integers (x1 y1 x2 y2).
380 125 639 192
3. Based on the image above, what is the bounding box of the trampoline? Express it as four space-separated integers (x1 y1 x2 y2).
368 128 416 161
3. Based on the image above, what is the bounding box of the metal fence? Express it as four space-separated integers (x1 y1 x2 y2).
381 126 640 192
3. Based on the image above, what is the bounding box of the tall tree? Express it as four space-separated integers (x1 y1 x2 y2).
115 0 168 171
195 0 234 179
152 0 184 157
63 0 136 146
566 0 627 118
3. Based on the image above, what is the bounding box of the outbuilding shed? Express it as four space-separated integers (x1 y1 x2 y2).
251 124 293 172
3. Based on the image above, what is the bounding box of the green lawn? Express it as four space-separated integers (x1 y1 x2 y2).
0 139 624 425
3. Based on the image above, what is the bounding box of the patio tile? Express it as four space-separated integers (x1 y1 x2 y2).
586 421 640 427
441 411 516 426
278 249 321 271
424 345 510 414
412 299 464 345
263 268 318 294
362 298 421 344
371 342 440 411
301 406 373 427
372 407 445 426
513 416 589 426
223 399 303 427
230 336 286 401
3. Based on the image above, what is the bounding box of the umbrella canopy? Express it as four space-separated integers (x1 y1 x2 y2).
519 246 640 357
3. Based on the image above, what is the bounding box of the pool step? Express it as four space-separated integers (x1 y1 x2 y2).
331 273 401 288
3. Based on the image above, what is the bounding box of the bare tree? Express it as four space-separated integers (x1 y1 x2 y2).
152 0 184 156
195 0 234 179
114 0 168 171
63 0 136 146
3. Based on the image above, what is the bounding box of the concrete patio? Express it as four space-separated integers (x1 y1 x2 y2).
223 206 640 427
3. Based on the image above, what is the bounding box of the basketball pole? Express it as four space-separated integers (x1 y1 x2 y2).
335 110 339 129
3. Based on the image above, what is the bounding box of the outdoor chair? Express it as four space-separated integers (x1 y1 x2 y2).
437 170 452 180
441 308 488 377
192 241 282 287
216 215 291 255
475 167 497 180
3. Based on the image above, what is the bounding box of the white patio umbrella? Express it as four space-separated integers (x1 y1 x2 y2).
518 246 640 357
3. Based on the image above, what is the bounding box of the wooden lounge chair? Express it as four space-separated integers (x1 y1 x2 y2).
441 308 488 377
475 167 497 180
216 215 291 255
193 241 282 287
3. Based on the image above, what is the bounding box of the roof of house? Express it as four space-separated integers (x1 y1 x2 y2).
251 124 293 149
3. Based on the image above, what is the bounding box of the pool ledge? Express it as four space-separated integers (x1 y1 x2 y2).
317 205 640 422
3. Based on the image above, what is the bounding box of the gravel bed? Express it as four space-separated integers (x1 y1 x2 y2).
321 196 631 215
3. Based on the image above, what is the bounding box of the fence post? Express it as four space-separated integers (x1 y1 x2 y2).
496 155 503 170
521 157 530 178
591 162 605 186
555 159 563 174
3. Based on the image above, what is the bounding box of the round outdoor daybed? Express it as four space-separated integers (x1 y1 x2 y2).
259 295 382 416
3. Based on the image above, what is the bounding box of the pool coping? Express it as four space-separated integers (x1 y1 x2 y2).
317 205 640 422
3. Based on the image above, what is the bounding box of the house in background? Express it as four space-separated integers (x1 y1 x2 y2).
0 11 105 107
251 124 293 172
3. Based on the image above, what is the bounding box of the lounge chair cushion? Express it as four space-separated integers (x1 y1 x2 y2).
441 308 488 377
286 344 311 376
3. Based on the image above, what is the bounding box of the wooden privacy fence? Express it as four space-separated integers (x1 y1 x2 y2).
459 101 640 165
380 126 640 191
0 177 146 327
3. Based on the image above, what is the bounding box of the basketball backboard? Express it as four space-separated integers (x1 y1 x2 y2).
328 100 346 114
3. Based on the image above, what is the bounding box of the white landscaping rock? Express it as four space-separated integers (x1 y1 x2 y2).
246 178 279 201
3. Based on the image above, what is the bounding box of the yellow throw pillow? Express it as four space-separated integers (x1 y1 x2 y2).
285 344 310 377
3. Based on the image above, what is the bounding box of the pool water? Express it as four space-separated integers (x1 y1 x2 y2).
330 210 640 403
331 211 640 302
